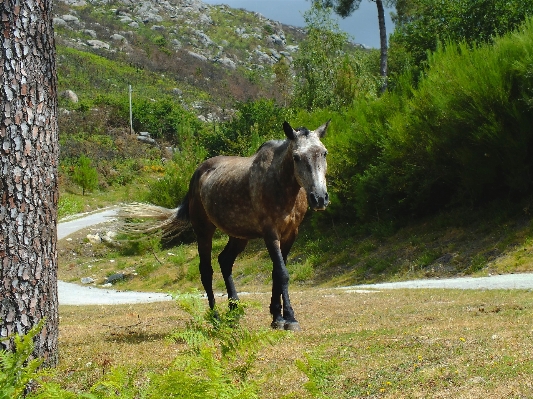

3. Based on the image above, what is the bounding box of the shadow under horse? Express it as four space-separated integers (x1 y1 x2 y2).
120 120 330 330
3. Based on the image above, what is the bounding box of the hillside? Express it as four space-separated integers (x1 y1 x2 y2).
54 0 533 289
53 0 306 116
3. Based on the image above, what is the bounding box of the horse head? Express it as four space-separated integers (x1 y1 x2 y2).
283 120 330 211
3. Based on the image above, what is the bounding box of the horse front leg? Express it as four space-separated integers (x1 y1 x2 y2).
265 237 300 331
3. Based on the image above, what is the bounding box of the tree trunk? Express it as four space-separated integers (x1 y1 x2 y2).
0 0 59 367
376 0 388 94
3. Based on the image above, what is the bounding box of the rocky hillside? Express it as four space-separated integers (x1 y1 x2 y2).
53 0 307 116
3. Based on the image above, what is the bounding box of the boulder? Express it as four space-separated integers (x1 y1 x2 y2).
86 234 101 244
87 40 110 50
187 51 207 62
53 17 67 28
81 277 95 284
62 14 80 24
110 34 126 42
84 29 97 38
215 56 236 69
60 90 79 103
105 273 126 284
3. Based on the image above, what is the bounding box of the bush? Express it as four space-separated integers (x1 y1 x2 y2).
203 99 293 157
389 0 533 77
144 142 207 208
330 18 533 221
71 155 99 196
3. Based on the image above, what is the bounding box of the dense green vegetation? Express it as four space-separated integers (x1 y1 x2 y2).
58 1 533 244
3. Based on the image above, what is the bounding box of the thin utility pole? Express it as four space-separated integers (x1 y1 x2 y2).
129 84 133 134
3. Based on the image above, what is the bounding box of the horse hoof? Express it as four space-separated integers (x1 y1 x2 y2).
284 321 301 332
271 320 286 330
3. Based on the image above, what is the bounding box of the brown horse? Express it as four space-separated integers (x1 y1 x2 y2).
119 120 330 330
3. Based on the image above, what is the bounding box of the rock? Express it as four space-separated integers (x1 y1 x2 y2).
105 273 125 284
215 56 236 69
62 0 86 5
110 34 126 42
84 29 97 38
142 13 163 24
129 22 139 29
137 135 157 145
101 231 117 244
60 90 79 103
170 39 182 49
269 49 282 61
119 16 134 24
81 277 95 284
62 14 80 24
268 33 286 46
193 30 214 47
87 40 110 50
198 13 212 25
285 45 299 53
151 25 166 31
86 234 101 244
53 17 68 28
187 51 207 62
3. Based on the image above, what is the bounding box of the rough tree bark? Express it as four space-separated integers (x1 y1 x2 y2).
0 0 59 366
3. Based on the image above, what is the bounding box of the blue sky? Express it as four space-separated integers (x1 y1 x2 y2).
202 0 395 48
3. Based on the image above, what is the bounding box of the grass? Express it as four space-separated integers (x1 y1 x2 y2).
50 289 533 398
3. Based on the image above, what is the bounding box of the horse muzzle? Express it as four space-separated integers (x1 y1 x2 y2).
308 191 329 211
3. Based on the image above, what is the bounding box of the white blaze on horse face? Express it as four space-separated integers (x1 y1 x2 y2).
292 128 329 211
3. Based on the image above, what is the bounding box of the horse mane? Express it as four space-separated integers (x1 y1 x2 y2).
255 139 286 154
254 127 311 155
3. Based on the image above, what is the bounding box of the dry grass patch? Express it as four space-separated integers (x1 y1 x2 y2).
53 288 533 398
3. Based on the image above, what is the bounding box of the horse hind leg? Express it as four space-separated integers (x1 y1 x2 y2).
196 227 216 310
218 237 247 309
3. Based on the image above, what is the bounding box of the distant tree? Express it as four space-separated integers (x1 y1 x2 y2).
315 0 395 93
0 0 59 366
272 56 293 107
72 155 99 195
293 4 350 110
390 0 533 70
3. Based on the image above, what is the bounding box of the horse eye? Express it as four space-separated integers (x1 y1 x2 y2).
293 154 301 162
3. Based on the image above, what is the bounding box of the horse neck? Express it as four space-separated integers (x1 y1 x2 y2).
277 140 301 197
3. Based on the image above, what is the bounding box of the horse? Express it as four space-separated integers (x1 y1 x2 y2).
119 120 330 331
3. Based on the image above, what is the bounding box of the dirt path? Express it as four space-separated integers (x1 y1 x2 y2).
57 208 533 305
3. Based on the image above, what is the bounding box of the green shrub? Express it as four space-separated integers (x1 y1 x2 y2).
71 155 99 196
389 0 533 77
203 99 292 157
145 142 207 208
330 18 533 222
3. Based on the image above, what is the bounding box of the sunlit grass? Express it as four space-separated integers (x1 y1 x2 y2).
51 289 533 398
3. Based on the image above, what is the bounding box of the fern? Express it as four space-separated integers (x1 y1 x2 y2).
0 320 44 399
164 291 283 398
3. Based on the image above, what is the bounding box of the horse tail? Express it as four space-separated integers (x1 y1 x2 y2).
118 194 191 239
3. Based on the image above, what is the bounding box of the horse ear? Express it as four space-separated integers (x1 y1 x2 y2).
315 120 331 138
283 121 296 140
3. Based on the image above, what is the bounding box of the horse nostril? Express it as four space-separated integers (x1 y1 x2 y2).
309 192 318 206
325 192 329 202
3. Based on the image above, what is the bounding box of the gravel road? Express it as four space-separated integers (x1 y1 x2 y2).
57 208 533 306
58 208 172 305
